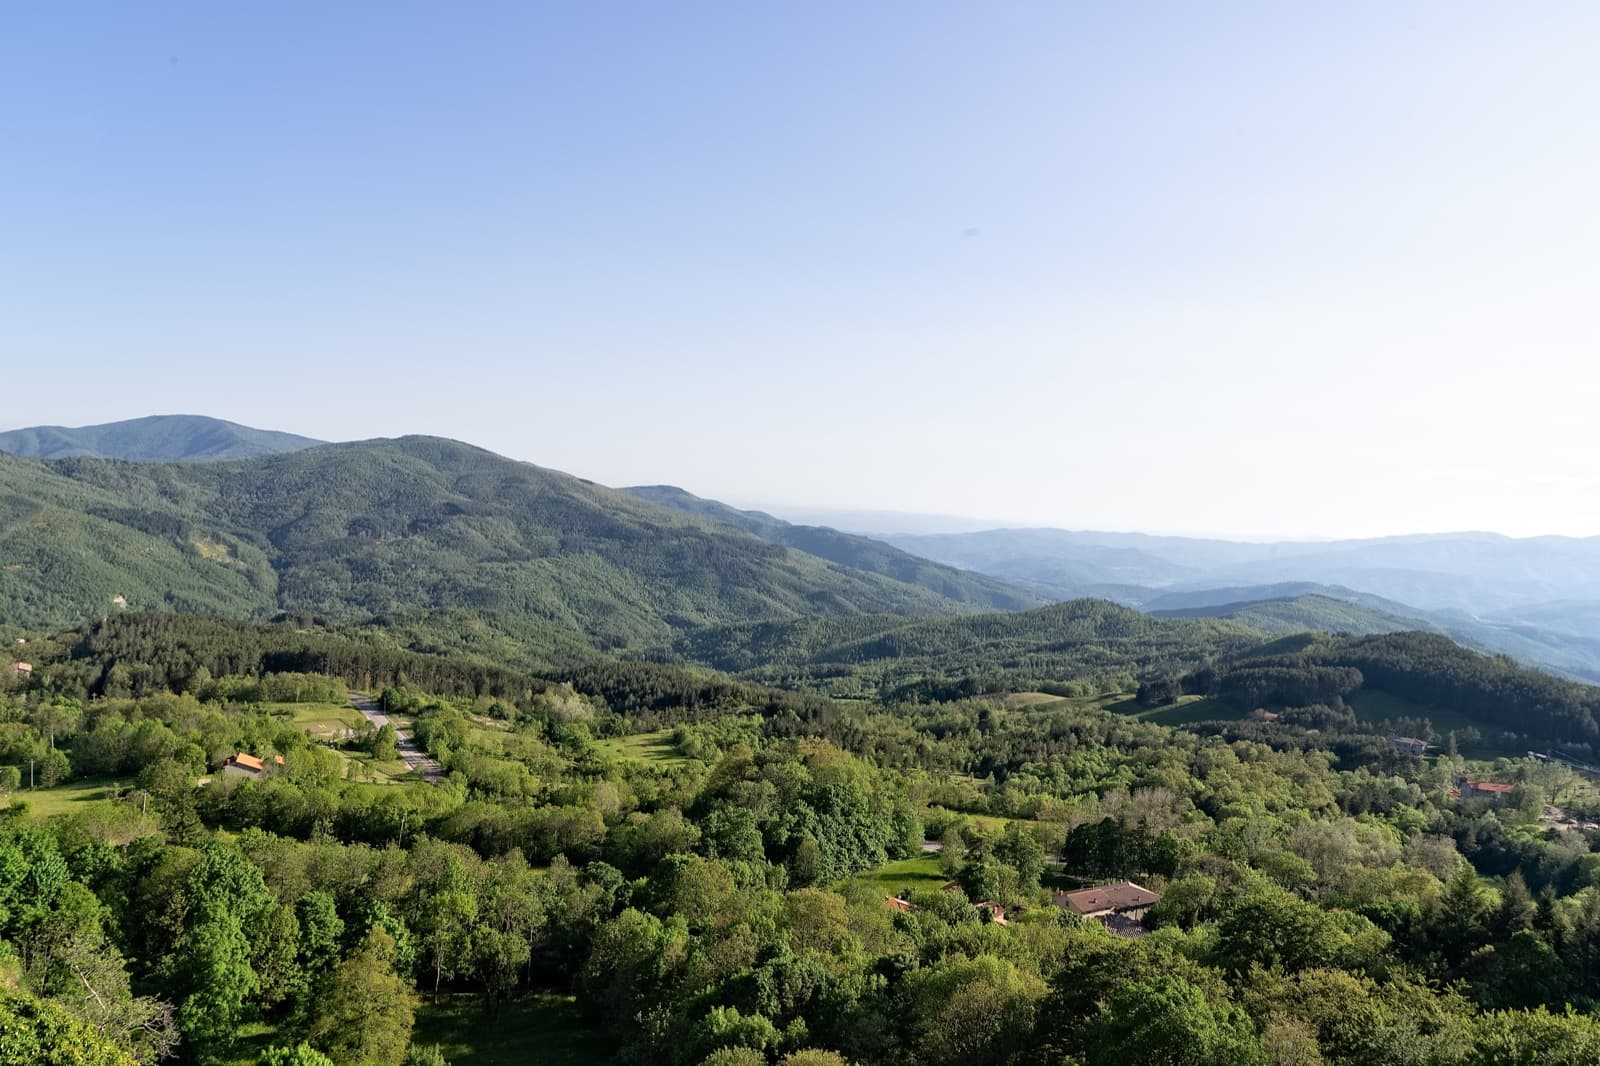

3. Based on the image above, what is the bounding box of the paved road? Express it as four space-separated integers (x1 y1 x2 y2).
348 693 445 783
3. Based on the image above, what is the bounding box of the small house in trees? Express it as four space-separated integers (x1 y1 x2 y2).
10 663 31 676
885 896 918 914
940 881 1015 924
973 900 1010 926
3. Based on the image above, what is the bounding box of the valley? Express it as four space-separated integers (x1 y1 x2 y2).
4 420 1600 1064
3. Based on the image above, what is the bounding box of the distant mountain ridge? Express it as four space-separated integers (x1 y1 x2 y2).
0 415 324 461
622 485 1044 612
883 530 1600 681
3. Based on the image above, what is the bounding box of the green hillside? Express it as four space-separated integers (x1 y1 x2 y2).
0 414 323 461
623 484 1045 611
675 598 1264 694
1154 593 1423 636
0 438 988 650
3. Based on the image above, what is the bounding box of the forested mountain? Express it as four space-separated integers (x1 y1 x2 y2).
0 415 324 461
0 437 1007 651
623 485 1044 611
1153 593 1425 637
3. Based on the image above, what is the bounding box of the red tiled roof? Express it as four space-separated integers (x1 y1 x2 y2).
1059 880 1161 916
885 896 918 913
1466 780 1515 794
226 753 265 772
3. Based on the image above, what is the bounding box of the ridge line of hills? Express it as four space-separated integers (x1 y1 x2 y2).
4 414 1600 684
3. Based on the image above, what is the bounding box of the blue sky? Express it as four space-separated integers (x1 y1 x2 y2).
4 2 1598 537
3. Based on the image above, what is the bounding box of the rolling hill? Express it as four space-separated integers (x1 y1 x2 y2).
0 415 324 461
0 437 1009 654
622 485 1045 612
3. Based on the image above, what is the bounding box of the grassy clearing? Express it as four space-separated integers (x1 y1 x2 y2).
857 854 948 896
5 776 132 819
1100 693 1242 726
221 1021 280 1065
411 993 611 1066
338 750 416 784
1350 690 1519 759
595 730 692 767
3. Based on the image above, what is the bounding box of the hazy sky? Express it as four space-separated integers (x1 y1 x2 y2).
4 2 1598 538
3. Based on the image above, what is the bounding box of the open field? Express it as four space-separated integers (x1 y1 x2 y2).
411 993 612 1066
857 854 947 896
595 729 692 767
4 776 131 818
1006 690 1243 729
1350 691 1521 759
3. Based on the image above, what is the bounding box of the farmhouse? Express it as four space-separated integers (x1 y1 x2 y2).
11 662 31 676
1056 880 1160 937
1461 779 1515 800
884 896 918 914
1388 736 1428 756
221 753 285 778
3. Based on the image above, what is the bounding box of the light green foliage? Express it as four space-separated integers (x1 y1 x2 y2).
260 1045 335 1066
0 984 139 1066
306 927 417 1065
1093 974 1265 1066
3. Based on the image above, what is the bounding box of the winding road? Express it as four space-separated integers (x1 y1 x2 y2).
347 692 445 783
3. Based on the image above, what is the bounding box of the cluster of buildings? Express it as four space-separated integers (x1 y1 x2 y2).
885 878 1161 938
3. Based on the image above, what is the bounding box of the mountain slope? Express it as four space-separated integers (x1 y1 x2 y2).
0 437 992 650
623 485 1045 611
0 415 324 461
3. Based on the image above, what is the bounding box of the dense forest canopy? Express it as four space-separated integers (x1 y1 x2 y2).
1 602 1600 1063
